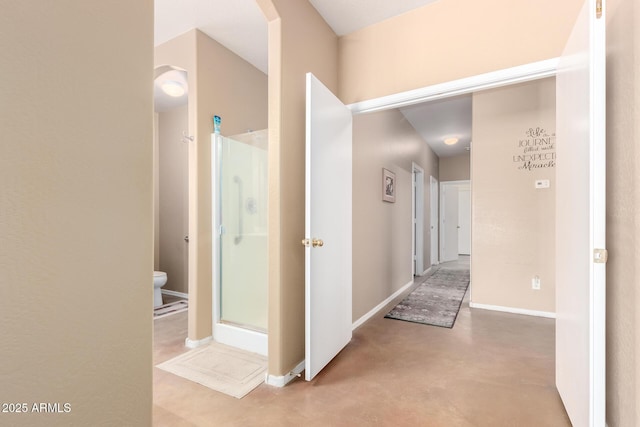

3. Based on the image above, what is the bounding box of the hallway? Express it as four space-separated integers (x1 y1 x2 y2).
153 259 570 426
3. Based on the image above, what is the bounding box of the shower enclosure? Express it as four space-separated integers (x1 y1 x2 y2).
212 130 268 355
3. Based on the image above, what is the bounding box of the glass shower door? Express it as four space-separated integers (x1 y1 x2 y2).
218 132 268 333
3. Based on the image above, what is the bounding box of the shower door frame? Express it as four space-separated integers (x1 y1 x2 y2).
211 133 268 356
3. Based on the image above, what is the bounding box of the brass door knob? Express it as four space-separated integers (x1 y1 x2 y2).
302 238 324 248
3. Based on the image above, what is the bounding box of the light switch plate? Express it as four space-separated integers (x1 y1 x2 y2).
535 179 550 189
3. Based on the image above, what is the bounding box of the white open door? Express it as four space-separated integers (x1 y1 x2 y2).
440 183 459 262
555 0 606 426
304 73 352 381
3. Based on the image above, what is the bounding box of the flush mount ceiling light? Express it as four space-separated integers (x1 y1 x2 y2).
444 137 459 146
161 80 185 97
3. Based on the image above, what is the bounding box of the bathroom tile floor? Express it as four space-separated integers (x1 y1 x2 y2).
153 259 571 427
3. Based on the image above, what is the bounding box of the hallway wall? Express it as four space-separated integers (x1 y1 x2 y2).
0 2 153 425
471 78 556 313
258 0 339 377
338 0 584 104
439 153 471 182
605 0 640 425
352 109 439 321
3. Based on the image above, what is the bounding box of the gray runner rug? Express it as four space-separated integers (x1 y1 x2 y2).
385 268 470 328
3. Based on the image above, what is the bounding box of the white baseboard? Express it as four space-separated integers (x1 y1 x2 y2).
213 323 268 356
265 360 305 387
469 302 556 319
351 272 428 331
162 289 188 299
185 335 213 349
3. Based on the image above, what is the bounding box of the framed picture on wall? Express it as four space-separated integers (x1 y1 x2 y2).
382 168 396 203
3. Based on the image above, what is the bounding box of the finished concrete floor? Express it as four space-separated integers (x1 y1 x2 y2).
153 261 571 426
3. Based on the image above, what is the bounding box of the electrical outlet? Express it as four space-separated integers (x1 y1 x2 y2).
531 276 541 290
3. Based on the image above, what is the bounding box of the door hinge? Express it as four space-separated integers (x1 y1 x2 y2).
596 0 602 19
593 248 608 264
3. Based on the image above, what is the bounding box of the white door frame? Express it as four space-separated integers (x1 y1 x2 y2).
412 163 425 276
430 176 439 265
348 59 558 115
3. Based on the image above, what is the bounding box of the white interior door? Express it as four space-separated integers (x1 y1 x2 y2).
458 187 471 255
412 164 424 275
430 176 439 265
304 73 352 381
440 183 459 262
555 1 606 426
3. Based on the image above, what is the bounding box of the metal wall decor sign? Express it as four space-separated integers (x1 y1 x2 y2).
513 127 556 171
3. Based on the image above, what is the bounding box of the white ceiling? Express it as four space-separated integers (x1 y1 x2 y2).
154 0 470 157
308 0 439 35
154 0 439 74
155 0 269 73
399 95 472 158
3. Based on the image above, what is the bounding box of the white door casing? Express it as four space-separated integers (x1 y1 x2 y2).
458 187 471 255
412 163 425 275
304 73 353 381
430 176 439 265
555 0 606 426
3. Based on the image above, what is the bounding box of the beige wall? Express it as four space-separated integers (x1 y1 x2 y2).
258 0 339 376
338 0 584 104
439 153 471 182
155 29 268 340
0 2 153 425
471 78 556 313
605 0 640 425
157 106 189 294
353 110 438 321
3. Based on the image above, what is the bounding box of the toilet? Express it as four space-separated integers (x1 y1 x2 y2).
153 271 168 308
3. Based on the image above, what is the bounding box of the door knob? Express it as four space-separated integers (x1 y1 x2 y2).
301 238 324 248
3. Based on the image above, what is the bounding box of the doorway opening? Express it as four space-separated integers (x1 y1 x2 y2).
347 36 604 424
439 180 470 263
153 65 190 310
